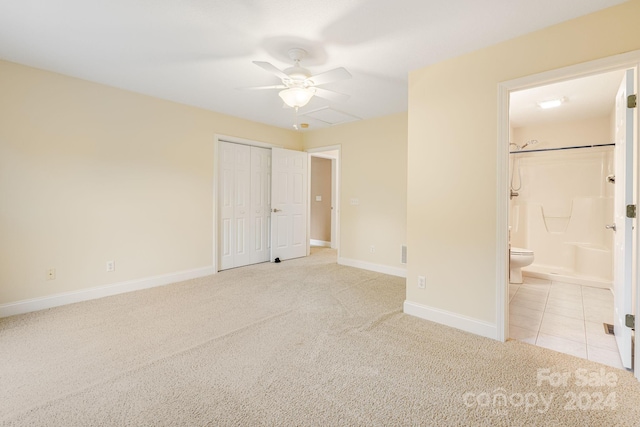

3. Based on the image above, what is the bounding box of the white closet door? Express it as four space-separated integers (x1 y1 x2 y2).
220 143 308 269
233 144 252 267
218 141 251 270
219 141 235 270
251 146 271 264
271 147 308 261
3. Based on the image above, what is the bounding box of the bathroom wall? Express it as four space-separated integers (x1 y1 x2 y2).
513 116 612 149
510 115 614 283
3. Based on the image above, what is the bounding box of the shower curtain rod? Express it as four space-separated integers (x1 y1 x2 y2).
509 143 615 154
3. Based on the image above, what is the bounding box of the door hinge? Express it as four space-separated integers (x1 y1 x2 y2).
627 204 637 218
625 314 635 329
629 94 637 108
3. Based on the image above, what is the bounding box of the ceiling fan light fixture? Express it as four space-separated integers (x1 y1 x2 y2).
279 87 315 108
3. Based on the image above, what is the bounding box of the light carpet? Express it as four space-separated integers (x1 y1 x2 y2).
1 248 640 426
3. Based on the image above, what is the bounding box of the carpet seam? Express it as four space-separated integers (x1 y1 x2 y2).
1 308 295 422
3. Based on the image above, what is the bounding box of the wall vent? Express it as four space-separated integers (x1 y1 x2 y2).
401 245 407 264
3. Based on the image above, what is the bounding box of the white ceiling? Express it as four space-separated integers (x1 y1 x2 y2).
0 0 627 130
510 69 625 127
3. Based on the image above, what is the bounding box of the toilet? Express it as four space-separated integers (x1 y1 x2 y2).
510 247 534 284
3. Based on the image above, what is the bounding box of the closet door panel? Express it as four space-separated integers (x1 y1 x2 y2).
233 144 252 267
219 142 272 270
218 142 236 270
251 146 271 264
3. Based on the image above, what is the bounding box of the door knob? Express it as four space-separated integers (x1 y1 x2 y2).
272 208 281 213
606 223 617 231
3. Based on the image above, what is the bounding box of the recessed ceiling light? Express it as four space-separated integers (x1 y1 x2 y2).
537 97 566 109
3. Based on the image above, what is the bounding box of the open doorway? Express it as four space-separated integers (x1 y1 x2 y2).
508 70 625 368
307 146 340 252
309 156 333 247
498 52 640 377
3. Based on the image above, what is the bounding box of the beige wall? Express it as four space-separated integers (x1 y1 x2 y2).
310 157 332 242
407 0 640 330
7 0 636 317
303 113 408 273
0 60 301 305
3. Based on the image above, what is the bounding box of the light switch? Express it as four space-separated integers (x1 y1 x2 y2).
350 198 359 206
315 195 322 202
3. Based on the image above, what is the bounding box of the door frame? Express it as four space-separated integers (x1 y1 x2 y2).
307 145 341 257
496 50 640 377
213 134 279 272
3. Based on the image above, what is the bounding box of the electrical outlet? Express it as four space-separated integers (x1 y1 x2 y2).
47 268 56 280
417 275 426 289
369 245 375 253
106 261 115 272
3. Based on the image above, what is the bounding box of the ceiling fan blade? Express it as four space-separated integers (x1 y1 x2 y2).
307 67 352 86
313 87 350 103
238 85 287 91
252 61 290 81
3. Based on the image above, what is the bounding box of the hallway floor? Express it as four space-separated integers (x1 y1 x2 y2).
509 276 625 369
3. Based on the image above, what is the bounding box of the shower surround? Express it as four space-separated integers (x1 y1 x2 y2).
510 144 614 288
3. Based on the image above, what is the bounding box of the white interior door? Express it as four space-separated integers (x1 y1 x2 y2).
251 146 271 264
612 68 635 369
219 141 251 270
219 141 235 269
271 147 308 261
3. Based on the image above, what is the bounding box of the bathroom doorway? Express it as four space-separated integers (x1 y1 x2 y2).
498 54 640 374
509 71 621 288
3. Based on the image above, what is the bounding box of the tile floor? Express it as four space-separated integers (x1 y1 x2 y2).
509 276 626 369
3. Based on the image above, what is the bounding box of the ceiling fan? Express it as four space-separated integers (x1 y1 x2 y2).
244 48 352 109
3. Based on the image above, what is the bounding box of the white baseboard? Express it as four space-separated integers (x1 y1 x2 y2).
403 300 497 340
0 266 216 318
338 257 407 278
310 239 331 248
